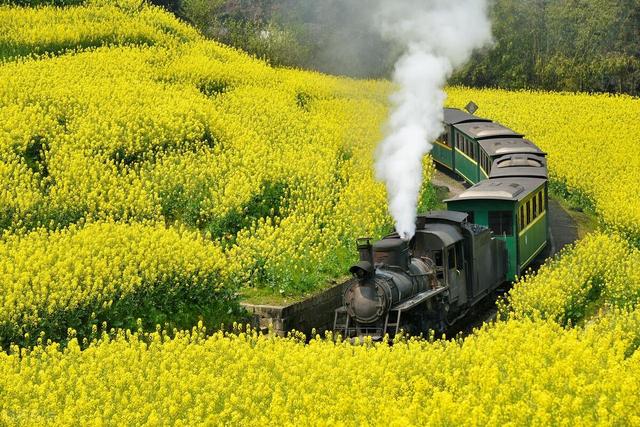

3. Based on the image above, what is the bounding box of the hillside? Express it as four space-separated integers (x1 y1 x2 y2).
0 1 406 345
1 2 640 424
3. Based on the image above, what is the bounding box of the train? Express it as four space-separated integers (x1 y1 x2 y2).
334 107 549 338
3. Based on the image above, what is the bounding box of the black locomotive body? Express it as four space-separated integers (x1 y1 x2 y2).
334 211 507 339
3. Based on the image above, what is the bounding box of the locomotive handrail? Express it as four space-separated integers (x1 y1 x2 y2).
391 287 447 312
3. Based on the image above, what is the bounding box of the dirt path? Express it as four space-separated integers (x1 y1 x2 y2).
431 167 469 199
547 199 579 256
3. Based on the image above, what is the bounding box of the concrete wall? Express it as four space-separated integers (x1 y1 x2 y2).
241 279 353 337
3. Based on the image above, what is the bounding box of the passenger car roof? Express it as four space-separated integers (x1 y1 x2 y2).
445 177 545 202
443 108 490 125
454 122 524 140
489 154 548 179
478 138 545 157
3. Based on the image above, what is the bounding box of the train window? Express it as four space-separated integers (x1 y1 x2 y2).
433 250 444 280
489 211 513 236
533 197 538 218
448 247 456 269
456 244 464 269
434 250 443 267
444 130 449 146
539 191 544 211
526 201 531 224
520 206 525 231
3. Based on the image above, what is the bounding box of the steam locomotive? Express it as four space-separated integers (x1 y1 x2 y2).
334 107 549 338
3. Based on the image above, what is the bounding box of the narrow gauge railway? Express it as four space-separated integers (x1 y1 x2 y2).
334 107 549 339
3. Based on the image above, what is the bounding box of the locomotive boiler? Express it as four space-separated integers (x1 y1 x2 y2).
334 211 508 339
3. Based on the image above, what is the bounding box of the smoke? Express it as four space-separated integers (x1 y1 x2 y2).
373 0 492 240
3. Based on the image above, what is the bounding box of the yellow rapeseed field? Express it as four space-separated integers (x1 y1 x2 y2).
2 2 640 424
0 220 235 348
0 1 403 341
1 314 639 425
502 233 640 324
0 0 199 59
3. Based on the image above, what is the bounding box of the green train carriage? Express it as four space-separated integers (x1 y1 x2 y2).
451 121 524 185
445 177 549 281
432 108 489 173
433 108 546 185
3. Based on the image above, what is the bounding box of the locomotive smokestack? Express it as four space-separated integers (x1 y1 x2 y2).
356 238 374 265
373 0 493 240
350 238 375 280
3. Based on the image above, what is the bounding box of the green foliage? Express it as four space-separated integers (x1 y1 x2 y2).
183 0 639 93
453 0 640 95
179 0 224 26
417 182 441 213
181 0 309 68
181 0 395 76
549 179 596 215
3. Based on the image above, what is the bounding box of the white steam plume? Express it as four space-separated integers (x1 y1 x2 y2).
374 0 492 240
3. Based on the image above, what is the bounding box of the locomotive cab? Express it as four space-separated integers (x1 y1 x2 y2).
411 217 468 305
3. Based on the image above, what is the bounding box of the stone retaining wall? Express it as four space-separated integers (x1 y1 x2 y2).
241 279 352 337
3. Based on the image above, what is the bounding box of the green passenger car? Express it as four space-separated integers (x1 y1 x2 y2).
451 122 524 185
445 177 548 281
432 108 490 173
